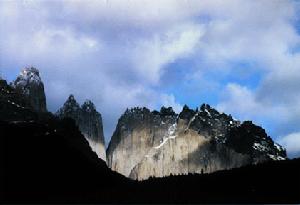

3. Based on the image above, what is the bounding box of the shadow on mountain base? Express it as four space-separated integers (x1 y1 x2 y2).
1 119 299 204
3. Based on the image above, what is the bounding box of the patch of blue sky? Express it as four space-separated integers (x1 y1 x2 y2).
289 44 300 54
157 58 220 110
0 60 22 82
218 59 264 90
196 14 213 24
158 58 264 110
293 1 300 34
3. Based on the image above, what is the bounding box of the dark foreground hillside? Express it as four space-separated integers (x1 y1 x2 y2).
1 118 300 204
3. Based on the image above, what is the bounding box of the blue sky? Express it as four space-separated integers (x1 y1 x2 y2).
1 0 300 158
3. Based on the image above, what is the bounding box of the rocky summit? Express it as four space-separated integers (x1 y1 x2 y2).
107 104 286 180
12 67 47 112
56 95 106 161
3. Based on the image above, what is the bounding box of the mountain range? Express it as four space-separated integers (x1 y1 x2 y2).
107 105 286 180
1 67 299 203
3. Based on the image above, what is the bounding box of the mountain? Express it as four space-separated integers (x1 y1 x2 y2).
1 74 299 203
1 114 299 203
0 79 129 202
11 67 47 112
56 95 106 161
107 104 286 180
0 107 131 204
0 78 38 121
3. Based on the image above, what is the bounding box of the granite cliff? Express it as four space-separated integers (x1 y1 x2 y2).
56 95 106 161
107 105 286 180
12 67 47 112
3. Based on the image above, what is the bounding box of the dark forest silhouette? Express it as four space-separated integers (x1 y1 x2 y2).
1 118 299 203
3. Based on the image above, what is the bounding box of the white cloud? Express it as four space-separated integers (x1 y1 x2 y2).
217 83 300 158
131 23 204 83
216 83 286 121
160 94 183 113
278 132 300 158
1 0 300 146
217 82 297 131
217 84 261 119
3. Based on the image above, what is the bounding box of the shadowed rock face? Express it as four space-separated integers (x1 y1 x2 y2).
0 79 37 121
56 95 106 161
12 67 47 112
107 104 287 180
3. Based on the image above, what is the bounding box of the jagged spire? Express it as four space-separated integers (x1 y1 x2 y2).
56 94 80 119
82 99 96 112
15 67 42 86
12 67 47 112
182 104 190 110
56 95 106 161
160 106 175 116
64 94 79 107
179 104 195 120
21 66 40 75
68 94 75 100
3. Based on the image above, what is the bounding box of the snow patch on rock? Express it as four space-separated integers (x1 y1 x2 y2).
155 123 177 149
253 142 268 152
14 67 42 88
274 142 284 152
268 154 285 160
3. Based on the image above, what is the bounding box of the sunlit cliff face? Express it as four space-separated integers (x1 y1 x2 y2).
107 105 286 180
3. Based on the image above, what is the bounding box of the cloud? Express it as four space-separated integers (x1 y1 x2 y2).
217 83 300 158
160 94 183 113
217 84 263 120
1 0 300 149
217 83 288 121
131 23 204 83
217 82 299 130
278 132 300 158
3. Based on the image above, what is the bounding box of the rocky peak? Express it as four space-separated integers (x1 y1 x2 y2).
160 106 176 116
226 121 286 162
64 95 80 110
81 100 96 113
124 106 151 116
15 67 42 86
57 95 106 161
12 67 47 112
68 94 75 101
64 94 79 108
0 78 7 87
177 103 240 142
56 94 81 122
178 104 196 120
200 103 211 110
107 103 286 180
